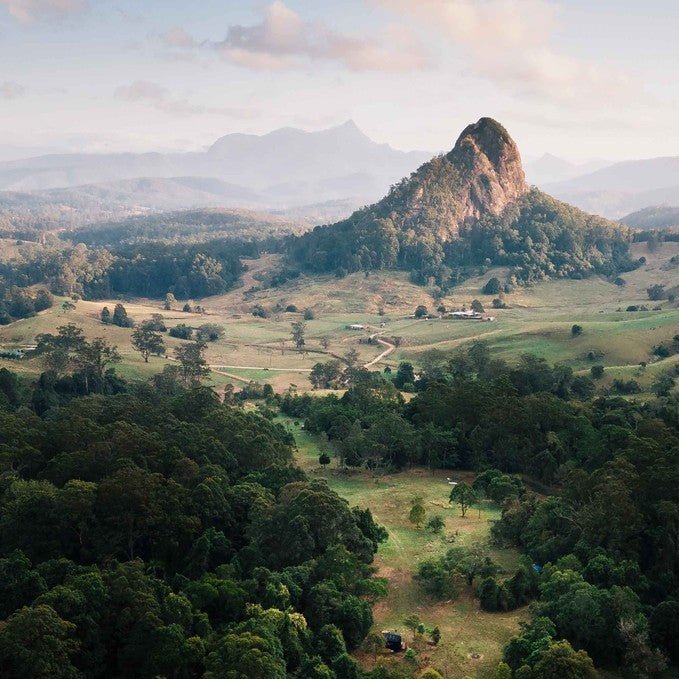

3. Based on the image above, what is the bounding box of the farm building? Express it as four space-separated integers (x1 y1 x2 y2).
347 324 365 330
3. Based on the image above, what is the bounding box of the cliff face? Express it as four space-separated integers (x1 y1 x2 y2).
370 117 529 240
447 117 527 224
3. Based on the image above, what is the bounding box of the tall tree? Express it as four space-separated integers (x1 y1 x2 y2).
131 326 165 363
449 482 479 517
174 341 210 386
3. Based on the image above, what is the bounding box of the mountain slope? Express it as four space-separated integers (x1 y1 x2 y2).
620 205 679 231
289 118 636 286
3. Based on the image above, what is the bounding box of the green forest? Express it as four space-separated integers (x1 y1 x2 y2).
0 330 678 677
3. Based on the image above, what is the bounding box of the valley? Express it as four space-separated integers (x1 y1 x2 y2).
2 241 677 398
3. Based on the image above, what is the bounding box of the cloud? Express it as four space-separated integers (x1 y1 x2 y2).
0 81 25 99
379 0 638 104
166 1 428 73
160 27 199 50
113 80 258 119
0 0 86 22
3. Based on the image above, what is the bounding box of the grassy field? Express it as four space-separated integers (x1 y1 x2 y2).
1 242 678 395
283 416 528 678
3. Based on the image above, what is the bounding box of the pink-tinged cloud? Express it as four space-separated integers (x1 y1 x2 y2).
171 1 429 73
0 0 86 22
114 80 258 119
379 0 638 104
0 81 25 98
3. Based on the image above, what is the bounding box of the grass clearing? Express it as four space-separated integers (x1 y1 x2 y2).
281 417 527 678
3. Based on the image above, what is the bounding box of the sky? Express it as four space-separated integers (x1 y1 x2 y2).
0 0 678 162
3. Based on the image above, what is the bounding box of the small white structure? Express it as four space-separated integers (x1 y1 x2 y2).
347 324 365 330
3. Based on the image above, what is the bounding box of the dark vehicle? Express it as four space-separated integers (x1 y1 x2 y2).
382 630 406 652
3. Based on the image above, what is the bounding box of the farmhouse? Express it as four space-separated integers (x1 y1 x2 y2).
448 310 495 321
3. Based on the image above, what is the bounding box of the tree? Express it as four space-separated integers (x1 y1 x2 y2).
60 301 76 314
169 324 193 340
131 325 165 362
0 604 80 678
112 303 133 328
319 452 331 469
647 284 666 301
196 324 225 342
493 662 512 679
414 305 428 318
650 601 679 663
319 336 330 350
361 631 385 661
182 303 192 313
571 324 583 337
449 482 478 517
426 515 445 533
174 341 210 386
303 308 315 320
78 338 121 392
143 314 167 332
164 292 177 310
590 365 604 379
344 349 359 368
409 496 426 528
471 299 485 313
532 640 598 678
291 321 306 349
484 277 502 295
393 362 415 389
100 307 111 324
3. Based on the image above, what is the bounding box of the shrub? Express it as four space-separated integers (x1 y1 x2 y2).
169 324 193 340
483 277 502 295
571 324 583 336
590 365 604 379
303 308 315 320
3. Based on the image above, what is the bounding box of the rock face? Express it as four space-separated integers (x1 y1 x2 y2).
370 117 528 240
447 117 527 223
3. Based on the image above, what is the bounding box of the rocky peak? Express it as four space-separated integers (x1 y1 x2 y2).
446 117 527 224
368 117 529 240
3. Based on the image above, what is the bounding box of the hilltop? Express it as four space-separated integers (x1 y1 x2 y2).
289 118 635 286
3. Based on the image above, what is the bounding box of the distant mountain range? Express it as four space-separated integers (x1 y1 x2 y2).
2 121 679 226
543 156 679 218
524 153 610 185
0 121 429 215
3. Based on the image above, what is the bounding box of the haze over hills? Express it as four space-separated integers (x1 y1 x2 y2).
0 121 429 212
545 155 679 218
524 153 610 185
290 117 635 285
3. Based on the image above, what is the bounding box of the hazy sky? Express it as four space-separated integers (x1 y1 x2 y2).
1 0 678 162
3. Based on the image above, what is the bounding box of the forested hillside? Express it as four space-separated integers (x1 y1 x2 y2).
288 119 637 288
0 362 386 678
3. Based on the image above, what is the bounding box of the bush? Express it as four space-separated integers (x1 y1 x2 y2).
169 323 193 340
590 365 604 379
647 284 666 301
426 515 445 533
414 305 428 318
285 304 298 313
303 308 315 320
196 324 225 342
571 324 583 337
483 277 502 295
251 304 268 318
